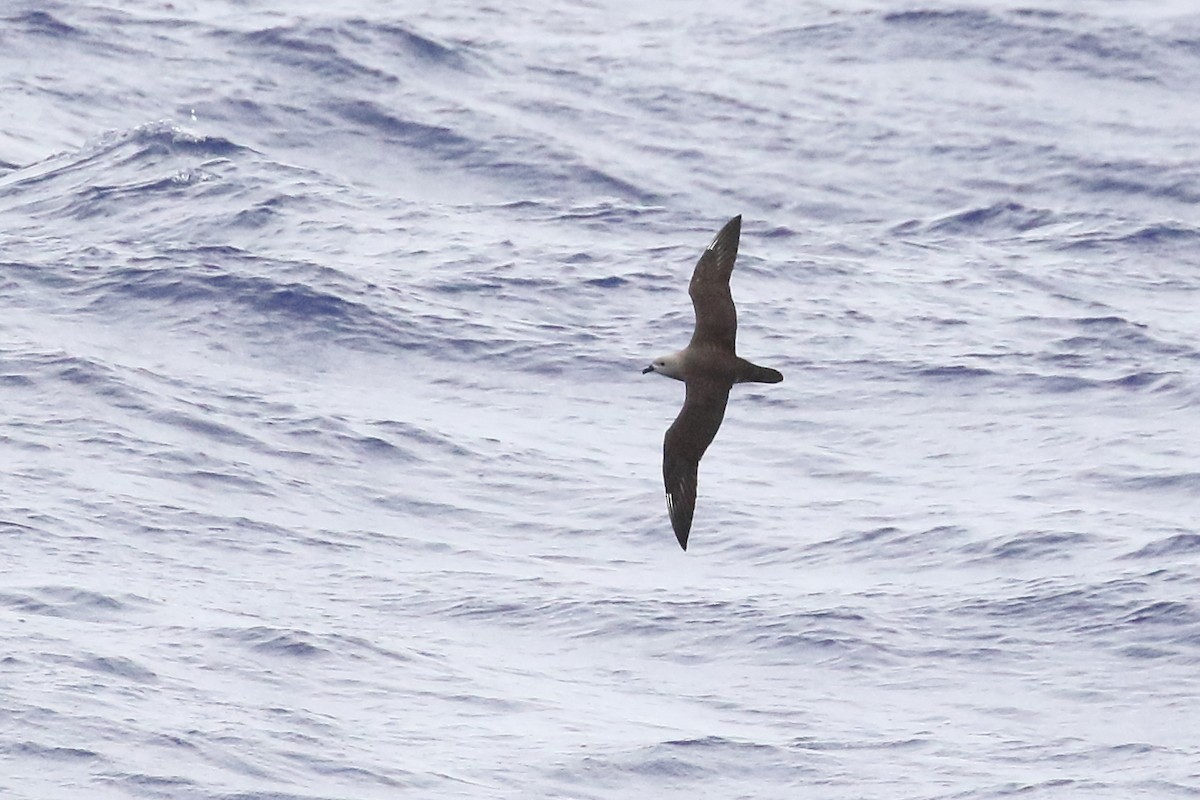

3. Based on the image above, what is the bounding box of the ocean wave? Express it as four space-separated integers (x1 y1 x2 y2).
5 2 1200 796
222 17 477 79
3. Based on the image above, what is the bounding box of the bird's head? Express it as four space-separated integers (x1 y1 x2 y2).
642 351 686 381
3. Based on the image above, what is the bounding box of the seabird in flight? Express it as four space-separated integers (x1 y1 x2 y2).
643 215 783 550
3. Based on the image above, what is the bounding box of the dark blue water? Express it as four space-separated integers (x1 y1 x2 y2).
2 2 1199 798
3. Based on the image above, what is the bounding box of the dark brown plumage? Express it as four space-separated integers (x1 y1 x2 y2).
643 216 783 550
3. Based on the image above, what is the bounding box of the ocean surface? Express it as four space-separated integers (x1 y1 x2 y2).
2 1 1199 797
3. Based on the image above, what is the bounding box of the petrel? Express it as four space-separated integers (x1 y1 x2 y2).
643 215 783 550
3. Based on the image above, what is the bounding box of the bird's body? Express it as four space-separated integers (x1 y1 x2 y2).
643 216 782 550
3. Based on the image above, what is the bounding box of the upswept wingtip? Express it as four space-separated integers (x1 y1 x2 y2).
707 215 741 251
722 214 742 239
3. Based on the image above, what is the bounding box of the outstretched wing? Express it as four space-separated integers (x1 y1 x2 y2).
688 215 741 354
662 376 732 550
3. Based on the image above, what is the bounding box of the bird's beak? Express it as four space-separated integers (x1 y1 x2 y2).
642 365 654 374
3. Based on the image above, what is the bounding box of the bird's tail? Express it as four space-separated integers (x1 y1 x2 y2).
736 359 783 384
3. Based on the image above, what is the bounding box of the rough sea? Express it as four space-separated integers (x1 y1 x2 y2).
2 1 1199 797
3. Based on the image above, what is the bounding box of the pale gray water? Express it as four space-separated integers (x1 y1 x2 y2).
2 1 1199 797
